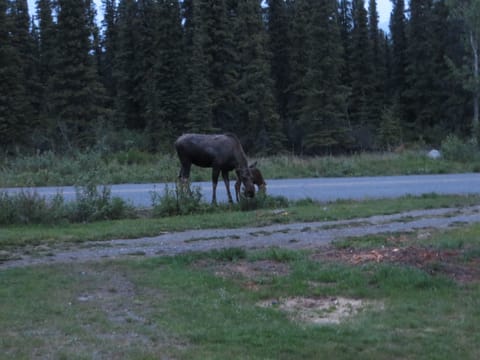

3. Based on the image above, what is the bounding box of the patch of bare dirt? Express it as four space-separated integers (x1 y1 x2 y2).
257 296 383 325
311 245 480 283
212 259 290 279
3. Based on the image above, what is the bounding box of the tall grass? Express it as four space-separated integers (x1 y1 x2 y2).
1 148 478 188
0 184 135 225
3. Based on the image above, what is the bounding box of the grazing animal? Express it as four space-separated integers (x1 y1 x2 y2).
175 133 256 203
235 162 266 202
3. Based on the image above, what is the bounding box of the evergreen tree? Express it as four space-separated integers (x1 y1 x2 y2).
36 0 56 87
404 0 436 140
349 0 375 132
114 0 144 130
301 0 349 154
10 0 36 121
447 0 480 139
432 0 469 137
266 0 291 142
285 0 310 152
0 0 31 149
338 0 353 88
196 0 237 131
368 0 386 127
35 0 57 147
143 0 187 150
389 0 408 109
48 0 106 149
233 0 283 154
101 0 117 102
184 0 213 133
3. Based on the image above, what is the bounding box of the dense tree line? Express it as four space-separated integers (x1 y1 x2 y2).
0 0 477 155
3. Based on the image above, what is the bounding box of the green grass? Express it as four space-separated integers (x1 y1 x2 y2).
1 150 479 187
1 234 479 359
1 193 479 251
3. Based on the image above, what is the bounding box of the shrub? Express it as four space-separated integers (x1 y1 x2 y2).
67 183 135 222
1 184 136 225
0 191 67 225
151 184 206 217
441 135 478 162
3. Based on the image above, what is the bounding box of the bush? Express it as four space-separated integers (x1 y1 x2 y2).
67 183 135 222
0 184 135 225
151 184 206 217
441 135 478 162
0 191 67 225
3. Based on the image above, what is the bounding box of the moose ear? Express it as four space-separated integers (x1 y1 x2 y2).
249 161 257 168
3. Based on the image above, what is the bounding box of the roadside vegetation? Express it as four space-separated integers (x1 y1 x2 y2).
1 135 480 188
1 222 480 358
1 192 480 252
1 140 480 358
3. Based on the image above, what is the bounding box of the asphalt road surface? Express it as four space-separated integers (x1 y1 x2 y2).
2 173 479 207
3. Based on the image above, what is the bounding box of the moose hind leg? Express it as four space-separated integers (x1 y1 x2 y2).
178 163 191 194
211 168 221 204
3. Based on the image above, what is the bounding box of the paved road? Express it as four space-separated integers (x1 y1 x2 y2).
2 173 479 207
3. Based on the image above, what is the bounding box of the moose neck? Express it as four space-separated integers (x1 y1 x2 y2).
234 150 249 172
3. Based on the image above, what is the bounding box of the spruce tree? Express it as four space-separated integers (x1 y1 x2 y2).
447 0 480 139
184 0 214 133
285 0 310 152
389 0 408 116
349 0 375 132
0 0 31 149
35 0 57 147
101 0 117 102
404 0 435 140
49 0 106 149
431 0 469 137
114 0 144 130
143 0 187 150
338 0 353 88
301 0 349 154
196 0 237 131
368 0 386 127
233 0 283 154
266 0 291 140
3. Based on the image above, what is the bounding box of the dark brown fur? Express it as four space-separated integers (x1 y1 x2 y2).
235 163 266 202
175 133 255 203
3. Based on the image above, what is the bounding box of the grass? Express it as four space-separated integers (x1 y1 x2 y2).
1 227 479 358
1 150 479 187
1 193 479 251
2 147 480 357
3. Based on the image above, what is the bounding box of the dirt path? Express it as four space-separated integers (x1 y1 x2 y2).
2 205 480 270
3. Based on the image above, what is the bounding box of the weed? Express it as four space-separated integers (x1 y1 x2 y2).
151 184 207 216
441 135 479 163
0 184 134 225
253 247 304 262
238 191 289 211
2 150 479 188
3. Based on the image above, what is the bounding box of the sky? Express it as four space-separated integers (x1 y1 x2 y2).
26 0 393 31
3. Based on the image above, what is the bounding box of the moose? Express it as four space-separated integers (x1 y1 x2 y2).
175 133 256 204
235 162 266 202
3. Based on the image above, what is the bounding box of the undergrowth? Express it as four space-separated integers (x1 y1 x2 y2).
0 183 135 225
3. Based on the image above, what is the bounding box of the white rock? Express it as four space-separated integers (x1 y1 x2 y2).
427 149 441 159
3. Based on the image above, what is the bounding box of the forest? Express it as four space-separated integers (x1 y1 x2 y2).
0 0 478 156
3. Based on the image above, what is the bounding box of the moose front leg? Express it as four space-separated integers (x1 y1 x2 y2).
221 169 233 203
